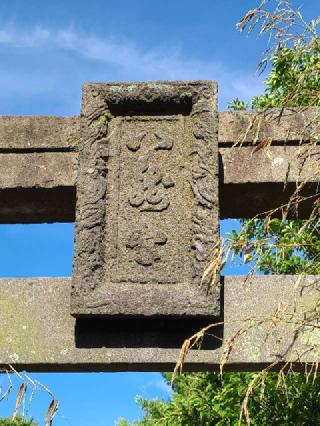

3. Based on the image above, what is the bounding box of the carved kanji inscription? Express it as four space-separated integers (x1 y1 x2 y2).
105 116 189 285
126 229 167 267
127 126 175 212
71 81 220 318
128 163 174 212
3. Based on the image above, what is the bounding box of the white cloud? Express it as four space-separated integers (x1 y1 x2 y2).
0 26 264 113
0 27 50 47
139 376 172 398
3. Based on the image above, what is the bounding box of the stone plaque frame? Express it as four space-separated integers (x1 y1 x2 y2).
71 81 220 319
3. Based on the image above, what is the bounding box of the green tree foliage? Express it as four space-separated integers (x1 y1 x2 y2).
0 418 37 426
119 1 320 425
228 0 320 278
230 219 320 275
118 372 320 426
251 45 320 109
229 38 320 110
234 0 320 110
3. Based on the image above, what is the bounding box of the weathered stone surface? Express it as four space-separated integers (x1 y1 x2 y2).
0 152 77 188
0 276 319 372
0 109 317 151
219 108 320 144
221 146 320 183
0 116 79 150
220 145 320 218
71 81 220 318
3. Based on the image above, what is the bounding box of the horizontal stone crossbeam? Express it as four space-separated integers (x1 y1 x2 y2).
0 276 319 372
0 109 318 222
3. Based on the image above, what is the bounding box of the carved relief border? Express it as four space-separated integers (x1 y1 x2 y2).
71 81 219 317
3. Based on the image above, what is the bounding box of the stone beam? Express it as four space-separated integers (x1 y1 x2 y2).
0 116 79 151
219 108 320 145
0 275 319 372
0 109 318 222
0 109 318 151
0 147 317 222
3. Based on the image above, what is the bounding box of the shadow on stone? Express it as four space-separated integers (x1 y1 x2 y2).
75 275 224 350
109 98 192 116
75 316 223 349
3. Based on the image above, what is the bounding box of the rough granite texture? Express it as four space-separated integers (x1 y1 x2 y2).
221 146 320 184
0 276 320 372
0 152 77 188
0 116 79 150
71 81 220 318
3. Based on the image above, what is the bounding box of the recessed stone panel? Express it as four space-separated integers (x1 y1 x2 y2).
71 81 220 318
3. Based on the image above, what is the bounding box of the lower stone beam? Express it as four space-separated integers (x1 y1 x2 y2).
0 275 319 372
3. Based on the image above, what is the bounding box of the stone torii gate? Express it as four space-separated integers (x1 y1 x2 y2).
0 80 319 372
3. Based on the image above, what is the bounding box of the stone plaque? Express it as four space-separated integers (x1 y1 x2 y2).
71 81 220 318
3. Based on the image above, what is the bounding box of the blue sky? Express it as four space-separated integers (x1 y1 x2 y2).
0 0 319 424
0 0 268 114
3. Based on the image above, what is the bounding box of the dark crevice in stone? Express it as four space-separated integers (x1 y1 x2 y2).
0 147 76 154
109 99 192 117
75 317 223 350
218 140 318 147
